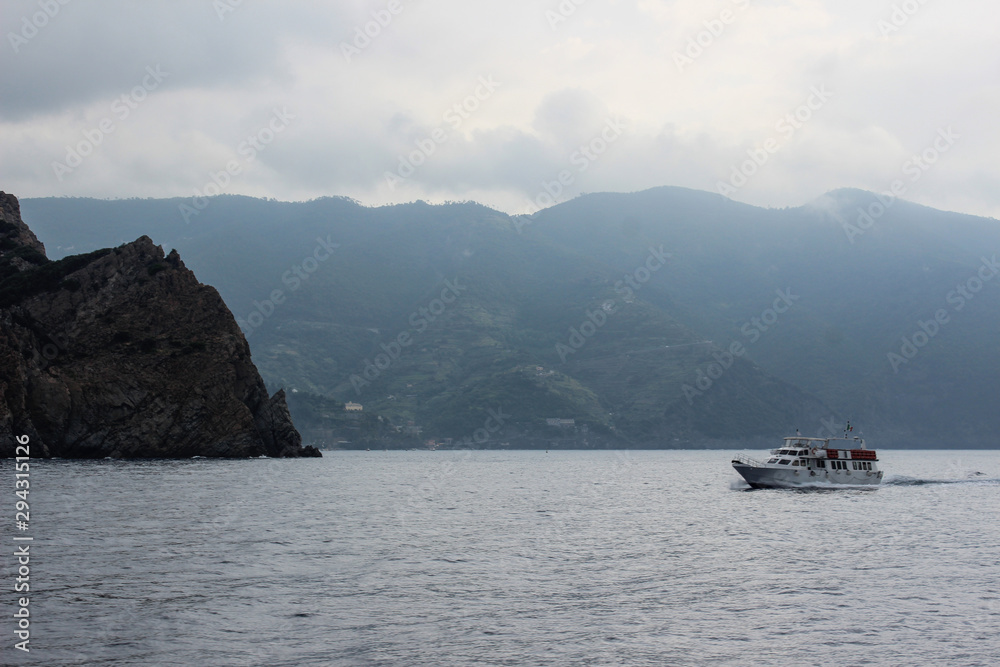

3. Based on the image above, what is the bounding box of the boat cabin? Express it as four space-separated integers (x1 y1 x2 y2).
764 436 879 473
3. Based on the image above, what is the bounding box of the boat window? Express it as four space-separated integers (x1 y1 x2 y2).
779 459 790 465
768 458 778 463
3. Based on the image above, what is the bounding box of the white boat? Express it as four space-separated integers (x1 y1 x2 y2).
732 434 883 489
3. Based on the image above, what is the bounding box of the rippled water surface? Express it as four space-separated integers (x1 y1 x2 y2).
3 450 1000 666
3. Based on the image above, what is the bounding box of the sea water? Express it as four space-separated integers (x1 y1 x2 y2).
2 450 998 666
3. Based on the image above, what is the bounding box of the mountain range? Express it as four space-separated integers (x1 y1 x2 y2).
20 187 1000 448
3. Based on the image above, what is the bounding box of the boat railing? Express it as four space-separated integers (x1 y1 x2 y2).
732 453 766 467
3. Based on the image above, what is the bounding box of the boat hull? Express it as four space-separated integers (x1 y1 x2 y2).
733 463 882 489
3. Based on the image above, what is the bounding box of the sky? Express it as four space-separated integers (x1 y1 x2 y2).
2 0 998 218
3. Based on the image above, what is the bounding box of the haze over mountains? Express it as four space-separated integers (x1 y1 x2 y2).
21 187 1000 448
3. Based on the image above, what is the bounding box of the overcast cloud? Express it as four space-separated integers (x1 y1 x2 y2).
2 0 997 217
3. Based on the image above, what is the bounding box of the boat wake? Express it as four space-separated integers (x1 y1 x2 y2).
883 475 1000 487
729 477 878 492
732 475 1000 492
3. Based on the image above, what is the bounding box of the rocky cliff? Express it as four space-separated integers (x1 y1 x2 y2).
0 191 319 458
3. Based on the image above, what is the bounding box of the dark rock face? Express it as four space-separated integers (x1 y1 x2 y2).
0 191 319 458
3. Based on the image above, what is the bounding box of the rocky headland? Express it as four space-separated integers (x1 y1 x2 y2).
0 191 319 458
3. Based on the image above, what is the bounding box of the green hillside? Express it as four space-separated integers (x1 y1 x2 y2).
22 187 1000 448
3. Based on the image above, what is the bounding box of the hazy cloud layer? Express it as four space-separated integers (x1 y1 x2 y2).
2 0 997 217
